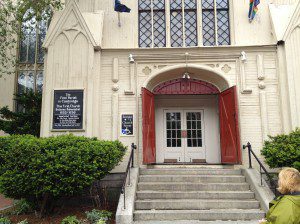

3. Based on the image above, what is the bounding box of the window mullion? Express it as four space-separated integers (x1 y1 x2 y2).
197 0 202 47
214 0 218 46
166 0 171 47
151 0 154 48
182 0 185 47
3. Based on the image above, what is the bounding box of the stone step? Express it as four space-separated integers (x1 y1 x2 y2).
139 168 242 176
135 199 260 210
134 209 265 221
136 190 255 200
138 182 250 191
134 220 262 224
139 175 245 183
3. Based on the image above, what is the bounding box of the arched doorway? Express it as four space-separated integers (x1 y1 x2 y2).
142 64 241 165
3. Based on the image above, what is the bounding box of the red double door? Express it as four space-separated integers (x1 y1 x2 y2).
142 86 241 165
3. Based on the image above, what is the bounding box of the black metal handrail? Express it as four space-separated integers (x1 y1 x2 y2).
243 142 280 196
121 143 136 209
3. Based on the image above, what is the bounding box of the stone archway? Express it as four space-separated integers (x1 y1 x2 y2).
142 64 241 165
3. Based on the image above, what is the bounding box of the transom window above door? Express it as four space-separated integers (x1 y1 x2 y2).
138 0 231 47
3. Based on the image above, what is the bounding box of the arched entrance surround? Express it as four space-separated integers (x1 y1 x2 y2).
142 64 241 165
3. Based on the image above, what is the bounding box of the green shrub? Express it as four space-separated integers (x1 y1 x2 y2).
17 220 29 224
293 161 300 171
85 209 112 224
0 135 126 216
13 199 33 215
61 216 81 224
0 217 11 224
261 128 300 170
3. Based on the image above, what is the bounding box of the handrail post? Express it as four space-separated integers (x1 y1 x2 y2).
247 142 253 168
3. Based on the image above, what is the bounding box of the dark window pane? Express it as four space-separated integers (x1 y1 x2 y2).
196 112 201 120
197 130 202 138
170 0 182 10
177 139 181 147
19 31 28 63
192 121 196 129
202 0 214 9
37 19 47 63
187 121 191 129
198 139 203 147
167 121 171 129
153 0 165 10
177 130 181 138
172 130 176 138
216 0 229 9
217 10 230 45
185 11 197 47
139 0 151 10
172 121 176 129
36 71 44 93
185 0 196 9
188 139 192 147
187 130 191 138
26 71 35 92
193 139 197 147
192 130 196 138
167 139 171 147
176 121 181 129
170 10 183 47
167 130 171 138
153 11 166 47
139 11 152 47
18 72 27 94
197 121 201 129
202 10 215 46
172 139 176 147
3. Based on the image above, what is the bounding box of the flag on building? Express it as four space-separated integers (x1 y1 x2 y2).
115 0 131 13
248 0 260 22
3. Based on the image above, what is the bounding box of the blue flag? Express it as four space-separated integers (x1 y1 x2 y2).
115 0 131 13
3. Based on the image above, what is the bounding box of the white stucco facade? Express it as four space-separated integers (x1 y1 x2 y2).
1 0 300 170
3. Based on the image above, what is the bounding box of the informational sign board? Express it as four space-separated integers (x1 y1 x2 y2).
121 114 134 136
52 90 84 130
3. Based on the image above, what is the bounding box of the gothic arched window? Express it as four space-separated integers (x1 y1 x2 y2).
17 10 49 96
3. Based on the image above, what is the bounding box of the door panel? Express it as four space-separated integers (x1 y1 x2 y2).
219 86 241 164
142 88 156 164
163 109 205 163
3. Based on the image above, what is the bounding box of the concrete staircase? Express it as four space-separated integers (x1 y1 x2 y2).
133 167 265 223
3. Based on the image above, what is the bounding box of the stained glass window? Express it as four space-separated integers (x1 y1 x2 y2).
17 9 50 99
139 0 166 48
202 0 230 46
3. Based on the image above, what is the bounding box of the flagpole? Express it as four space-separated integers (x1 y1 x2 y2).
118 12 121 27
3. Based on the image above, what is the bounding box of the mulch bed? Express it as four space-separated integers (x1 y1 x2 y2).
7 204 116 224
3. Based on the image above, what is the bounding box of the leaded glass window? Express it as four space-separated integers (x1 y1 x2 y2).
170 0 197 47
17 10 50 98
139 0 166 48
202 0 230 46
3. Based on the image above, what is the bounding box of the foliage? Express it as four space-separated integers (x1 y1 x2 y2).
0 134 126 216
61 216 81 224
17 220 29 224
13 199 33 215
261 128 300 170
85 210 112 224
0 0 62 77
0 217 11 224
0 91 42 137
293 161 300 171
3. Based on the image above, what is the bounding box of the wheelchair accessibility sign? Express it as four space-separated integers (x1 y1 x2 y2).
121 114 134 136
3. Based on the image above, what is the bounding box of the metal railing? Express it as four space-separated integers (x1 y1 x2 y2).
120 143 136 209
243 142 280 197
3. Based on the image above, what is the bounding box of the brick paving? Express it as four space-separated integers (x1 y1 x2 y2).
0 194 13 210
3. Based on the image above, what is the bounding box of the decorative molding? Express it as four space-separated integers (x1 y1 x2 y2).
112 58 119 83
112 84 119 92
124 62 136 95
258 81 266 90
257 54 265 80
221 64 231 73
142 66 152 76
259 91 269 141
111 93 119 140
239 57 252 94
